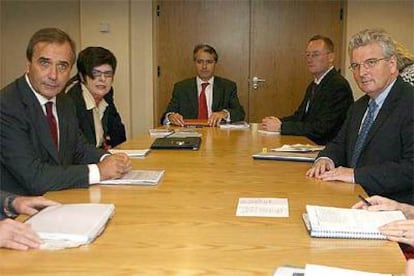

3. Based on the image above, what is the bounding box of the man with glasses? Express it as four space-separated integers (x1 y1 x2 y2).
162 44 245 127
261 35 354 145
66 47 126 149
0 28 131 196
307 29 414 204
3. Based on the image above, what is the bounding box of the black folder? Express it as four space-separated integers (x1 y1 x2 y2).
150 137 201 150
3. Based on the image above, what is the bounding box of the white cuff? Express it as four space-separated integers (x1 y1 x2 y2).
314 156 335 167
163 112 175 125
222 109 231 122
88 164 101 184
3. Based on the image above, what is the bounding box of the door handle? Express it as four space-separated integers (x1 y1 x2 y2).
251 76 266 89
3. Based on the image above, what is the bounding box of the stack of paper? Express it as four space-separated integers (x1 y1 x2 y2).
272 144 325 152
252 151 318 162
257 129 280 135
304 264 392 276
25 203 115 249
168 131 202 138
109 149 150 158
149 128 174 137
99 170 165 185
273 264 391 276
219 121 250 129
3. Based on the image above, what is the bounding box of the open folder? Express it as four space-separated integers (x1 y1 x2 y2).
252 151 318 162
25 203 115 249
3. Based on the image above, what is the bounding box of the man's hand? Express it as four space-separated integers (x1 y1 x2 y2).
317 166 355 183
0 219 41 250
306 158 335 178
12 196 58 216
261 116 281 132
168 113 185 126
98 153 132 180
209 111 228 126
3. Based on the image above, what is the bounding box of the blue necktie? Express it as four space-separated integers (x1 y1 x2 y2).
350 100 378 167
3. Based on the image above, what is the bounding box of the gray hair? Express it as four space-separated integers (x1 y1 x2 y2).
348 28 397 59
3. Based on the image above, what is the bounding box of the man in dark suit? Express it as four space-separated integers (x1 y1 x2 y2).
307 29 414 204
66 46 126 149
261 35 354 145
162 44 245 127
0 28 131 196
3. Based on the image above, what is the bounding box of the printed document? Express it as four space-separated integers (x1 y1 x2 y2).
236 198 289 217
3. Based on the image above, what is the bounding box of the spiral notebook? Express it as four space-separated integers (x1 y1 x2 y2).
303 205 406 239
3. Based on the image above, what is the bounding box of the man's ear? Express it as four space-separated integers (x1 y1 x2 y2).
328 52 335 64
25 61 31 73
388 55 398 74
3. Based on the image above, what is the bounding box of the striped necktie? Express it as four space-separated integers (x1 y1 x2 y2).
350 100 378 167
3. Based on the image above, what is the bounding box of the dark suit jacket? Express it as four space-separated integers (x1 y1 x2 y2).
318 77 414 204
281 68 354 145
0 75 107 196
162 76 245 123
66 81 126 148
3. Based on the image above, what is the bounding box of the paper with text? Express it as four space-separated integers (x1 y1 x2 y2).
100 170 165 185
305 264 391 276
236 198 289 217
272 144 325 152
109 149 150 158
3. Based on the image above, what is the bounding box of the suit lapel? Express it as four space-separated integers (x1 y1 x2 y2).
188 78 199 117
19 77 60 163
212 77 221 111
363 80 401 147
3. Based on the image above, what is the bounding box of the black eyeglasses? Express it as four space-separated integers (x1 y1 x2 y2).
92 70 114 79
349 57 388 71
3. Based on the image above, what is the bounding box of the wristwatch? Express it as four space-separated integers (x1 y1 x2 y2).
3 195 18 218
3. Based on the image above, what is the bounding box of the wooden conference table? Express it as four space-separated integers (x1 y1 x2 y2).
0 124 406 275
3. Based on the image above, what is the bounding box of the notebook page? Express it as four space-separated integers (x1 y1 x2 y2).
307 205 405 233
305 264 391 276
100 170 165 185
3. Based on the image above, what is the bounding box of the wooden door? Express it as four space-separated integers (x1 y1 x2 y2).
155 0 344 125
154 0 250 125
249 0 344 122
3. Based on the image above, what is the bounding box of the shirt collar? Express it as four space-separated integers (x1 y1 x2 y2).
371 78 396 108
314 66 334 85
25 73 56 106
81 83 108 111
196 76 214 87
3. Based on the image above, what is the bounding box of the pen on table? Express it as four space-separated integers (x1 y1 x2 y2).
358 194 372 206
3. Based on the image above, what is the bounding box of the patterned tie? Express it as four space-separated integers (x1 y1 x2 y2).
45 101 58 149
350 100 378 167
198 82 209 119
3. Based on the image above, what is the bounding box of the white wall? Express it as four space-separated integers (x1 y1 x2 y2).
344 0 414 99
0 1 80 86
79 0 132 138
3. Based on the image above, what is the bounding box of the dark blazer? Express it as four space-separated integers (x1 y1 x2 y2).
281 68 354 145
318 77 414 204
0 75 106 196
66 81 126 148
162 76 245 123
